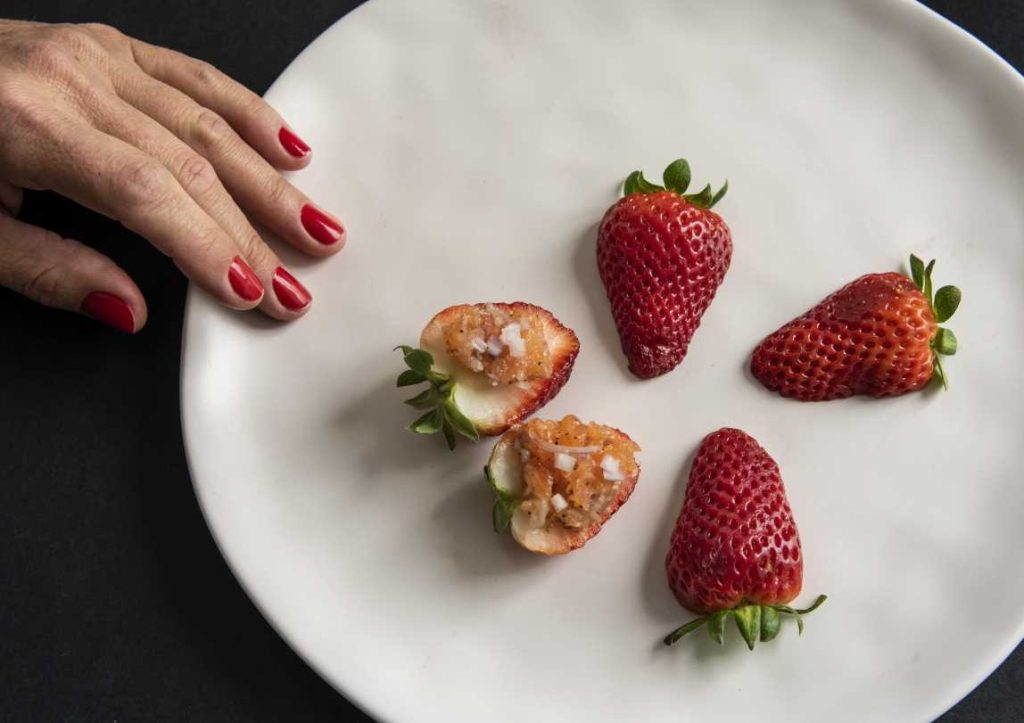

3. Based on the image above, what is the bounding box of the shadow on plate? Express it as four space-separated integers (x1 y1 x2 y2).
641 439 700 625
431 474 549 578
331 373 472 480
572 221 634 384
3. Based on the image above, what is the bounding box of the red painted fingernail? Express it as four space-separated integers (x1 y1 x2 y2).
301 204 345 246
279 127 311 158
81 291 135 333
272 267 312 311
228 256 263 301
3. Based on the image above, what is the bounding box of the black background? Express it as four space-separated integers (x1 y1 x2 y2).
1 1 1021 720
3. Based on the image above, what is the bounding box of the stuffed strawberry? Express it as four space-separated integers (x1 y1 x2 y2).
751 254 961 400
664 428 825 649
485 415 640 555
597 158 732 379
396 303 579 448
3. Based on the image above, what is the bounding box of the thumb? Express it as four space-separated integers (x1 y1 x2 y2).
0 214 147 333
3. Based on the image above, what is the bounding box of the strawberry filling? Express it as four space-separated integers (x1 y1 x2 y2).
440 304 552 385
514 416 640 531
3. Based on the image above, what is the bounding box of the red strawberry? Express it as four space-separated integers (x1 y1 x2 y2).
397 303 579 448
751 255 961 400
597 158 732 378
664 428 825 649
486 415 640 555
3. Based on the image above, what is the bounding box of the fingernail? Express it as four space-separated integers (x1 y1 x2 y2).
301 204 345 246
81 291 135 333
279 127 311 158
228 256 263 301
272 267 312 311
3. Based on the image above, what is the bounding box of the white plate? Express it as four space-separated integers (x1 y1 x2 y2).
181 1 1024 720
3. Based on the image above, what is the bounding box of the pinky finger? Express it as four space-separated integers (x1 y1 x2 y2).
0 214 146 333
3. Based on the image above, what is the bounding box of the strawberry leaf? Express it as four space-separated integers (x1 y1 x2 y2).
492 497 515 532
733 604 761 651
662 159 692 195
709 179 729 209
636 171 663 193
933 285 961 323
623 171 642 195
683 183 713 208
933 327 957 356
923 259 936 303
445 400 480 441
442 423 457 451
409 408 444 434
403 349 433 374
397 369 426 387
932 356 948 390
707 610 729 645
759 605 781 642
486 465 518 532
909 254 925 291
404 387 440 409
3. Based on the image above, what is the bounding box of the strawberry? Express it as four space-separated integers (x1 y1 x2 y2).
485 415 640 555
664 428 825 650
597 158 732 378
396 303 579 448
751 254 961 400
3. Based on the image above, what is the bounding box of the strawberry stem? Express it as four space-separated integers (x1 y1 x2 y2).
394 346 480 450
663 594 827 650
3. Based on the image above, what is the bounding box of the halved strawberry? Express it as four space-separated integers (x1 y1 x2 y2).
485 415 640 555
396 303 579 448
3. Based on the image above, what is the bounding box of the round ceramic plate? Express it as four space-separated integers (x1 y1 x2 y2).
181 1 1024 720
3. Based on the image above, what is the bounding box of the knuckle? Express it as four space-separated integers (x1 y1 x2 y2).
264 172 292 206
190 60 222 86
189 107 231 148
44 24 92 49
80 23 123 43
191 223 225 258
113 157 174 209
239 233 273 269
22 264 65 304
175 152 219 198
244 94 275 122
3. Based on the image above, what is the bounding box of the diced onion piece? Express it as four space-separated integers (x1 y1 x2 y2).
551 493 568 512
500 323 526 358
554 452 576 472
601 455 625 483
486 337 504 357
530 436 601 457
470 337 488 353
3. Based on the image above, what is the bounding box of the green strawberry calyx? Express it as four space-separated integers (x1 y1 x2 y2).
395 345 480 450
623 158 728 210
663 594 827 651
908 254 961 390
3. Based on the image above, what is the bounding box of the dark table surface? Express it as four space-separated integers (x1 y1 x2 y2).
1 1 1022 720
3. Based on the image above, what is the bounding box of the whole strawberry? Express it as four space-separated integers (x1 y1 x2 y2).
664 428 825 649
751 255 961 400
597 159 732 379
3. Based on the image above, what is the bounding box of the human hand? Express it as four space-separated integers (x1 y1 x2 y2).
0 20 345 332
